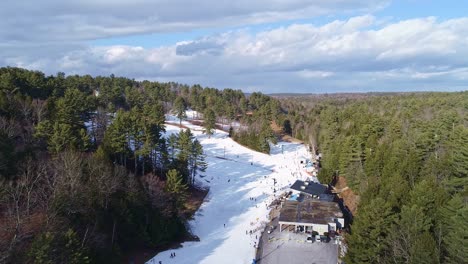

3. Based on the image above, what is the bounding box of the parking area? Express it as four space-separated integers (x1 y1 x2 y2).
257 222 338 264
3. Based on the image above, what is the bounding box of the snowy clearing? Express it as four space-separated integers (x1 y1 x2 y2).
147 116 316 264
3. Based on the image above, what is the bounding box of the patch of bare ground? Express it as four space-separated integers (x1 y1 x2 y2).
0 212 47 263
281 135 303 143
175 120 230 133
271 121 304 143
182 186 209 219
188 120 203 127
165 121 191 129
335 176 359 215
270 120 283 134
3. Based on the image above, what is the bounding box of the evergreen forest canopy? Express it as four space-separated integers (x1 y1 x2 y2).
280 93 468 263
0 67 466 263
0 67 280 263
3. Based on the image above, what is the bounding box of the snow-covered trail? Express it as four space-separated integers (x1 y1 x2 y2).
148 117 314 264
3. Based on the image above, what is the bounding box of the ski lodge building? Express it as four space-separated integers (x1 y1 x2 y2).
279 180 344 235
278 199 344 235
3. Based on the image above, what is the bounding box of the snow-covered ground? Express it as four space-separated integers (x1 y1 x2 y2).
178 109 247 132
147 115 316 264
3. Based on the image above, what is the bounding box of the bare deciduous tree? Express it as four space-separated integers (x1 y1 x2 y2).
31 99 47 124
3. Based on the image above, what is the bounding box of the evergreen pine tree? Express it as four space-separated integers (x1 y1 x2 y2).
173 96 187 127
450 126 468 191
165 169 188 207
345 198 394 263
203 108 216 137
189 139 207 185
440 194 468 263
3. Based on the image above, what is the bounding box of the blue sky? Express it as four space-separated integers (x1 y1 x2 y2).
1 0 467 93
378 0 467 20
91 0 467 48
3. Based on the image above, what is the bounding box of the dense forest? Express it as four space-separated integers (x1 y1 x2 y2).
1 67 466 263
0 67 279 263
280 93 468 263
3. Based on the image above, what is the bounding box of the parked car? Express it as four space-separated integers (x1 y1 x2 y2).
267 225 275 234
320 235 329 243
306 235 313 243
315 235 321 242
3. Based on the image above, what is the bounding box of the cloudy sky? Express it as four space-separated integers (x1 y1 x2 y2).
1 0 467 93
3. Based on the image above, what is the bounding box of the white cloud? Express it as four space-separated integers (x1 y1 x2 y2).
0 0 388 43
298 70 334 79
2 15 468 93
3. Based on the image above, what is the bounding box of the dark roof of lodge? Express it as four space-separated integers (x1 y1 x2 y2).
279 199 343 225
318 194 335 202
290 180 327 196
